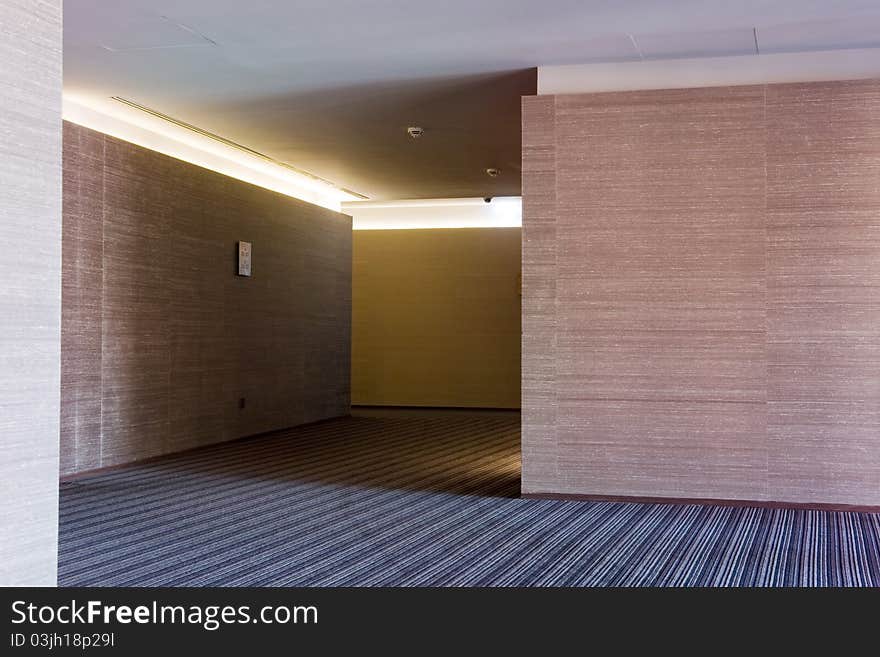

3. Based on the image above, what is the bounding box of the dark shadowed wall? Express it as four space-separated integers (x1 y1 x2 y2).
522 79 880 507
61 122 351 476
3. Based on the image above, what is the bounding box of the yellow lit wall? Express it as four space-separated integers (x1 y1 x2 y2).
352 228 521 408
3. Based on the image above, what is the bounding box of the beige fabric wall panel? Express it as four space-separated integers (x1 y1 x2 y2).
766 80 880 505
521 96 559 490
61 123 351 475
548 86 768 500
352 228 521 408
61 122 104 473
0 0 62 586
522 79 880 506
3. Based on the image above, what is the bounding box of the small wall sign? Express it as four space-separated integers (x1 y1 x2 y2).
237 241 252 277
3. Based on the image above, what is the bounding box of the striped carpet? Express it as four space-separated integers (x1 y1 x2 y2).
58 410 880 587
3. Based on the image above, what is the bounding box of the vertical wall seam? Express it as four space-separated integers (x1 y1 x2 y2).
551 94 560 487
762 84 770 501
98 133 106 468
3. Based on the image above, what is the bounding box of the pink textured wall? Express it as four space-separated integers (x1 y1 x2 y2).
522 79 880 507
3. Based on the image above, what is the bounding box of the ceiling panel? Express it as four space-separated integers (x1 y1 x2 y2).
636 27 757 60
63 0 880 200
66 6 215 51
560 33 641 63
187 70 537 200
101 17 214 52
759 15 880 53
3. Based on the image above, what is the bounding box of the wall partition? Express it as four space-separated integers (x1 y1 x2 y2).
61 122 352 475
522 79 880 507
0 0 62 585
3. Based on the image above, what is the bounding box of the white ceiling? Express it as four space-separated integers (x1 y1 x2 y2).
64 0 880 199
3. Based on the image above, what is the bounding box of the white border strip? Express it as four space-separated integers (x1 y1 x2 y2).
539 47 880 95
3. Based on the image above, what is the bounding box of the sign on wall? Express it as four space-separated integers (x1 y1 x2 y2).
237 241 252 277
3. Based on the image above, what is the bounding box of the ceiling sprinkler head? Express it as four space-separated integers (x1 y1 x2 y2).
486 167 501 177
407 126 424 138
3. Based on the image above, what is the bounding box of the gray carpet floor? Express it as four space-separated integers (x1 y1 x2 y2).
58 411 880 586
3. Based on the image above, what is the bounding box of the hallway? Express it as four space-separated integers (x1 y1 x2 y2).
59 411 880 587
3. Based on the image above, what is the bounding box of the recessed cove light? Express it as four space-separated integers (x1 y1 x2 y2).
62 93 364 211
342 197 522 230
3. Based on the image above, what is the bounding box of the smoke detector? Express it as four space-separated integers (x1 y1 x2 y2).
486 168 501 177
407 126 424 138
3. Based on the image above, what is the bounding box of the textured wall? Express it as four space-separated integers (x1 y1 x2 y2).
61 122 352 475
61 123 104 474
522 79 880 507
765 80 880 504
352 228 521 408
0 0 61 585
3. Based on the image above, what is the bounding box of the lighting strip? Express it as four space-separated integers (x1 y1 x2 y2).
62 93 364 211
109 96 365 198
343 197 522 230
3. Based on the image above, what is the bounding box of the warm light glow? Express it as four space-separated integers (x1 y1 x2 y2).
62 93 360 212
343 197 522 230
